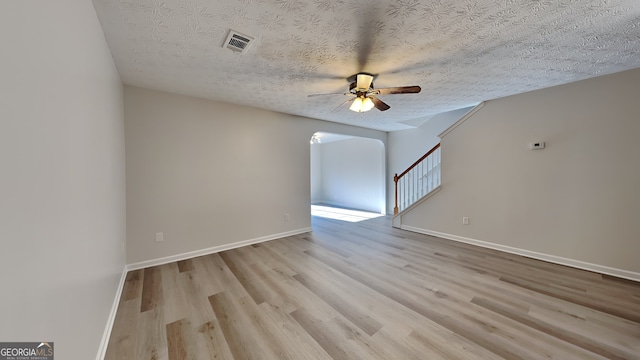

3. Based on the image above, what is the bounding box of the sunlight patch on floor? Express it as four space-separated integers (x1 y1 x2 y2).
311 205 384 223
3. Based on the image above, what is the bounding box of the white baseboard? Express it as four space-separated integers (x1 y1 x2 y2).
401 225 640 283
95 265 128 360
127 227 312 271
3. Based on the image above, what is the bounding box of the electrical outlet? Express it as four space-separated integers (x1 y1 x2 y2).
462 217 469 225
529 141 545 150
284 213 290 221
155 232 164 242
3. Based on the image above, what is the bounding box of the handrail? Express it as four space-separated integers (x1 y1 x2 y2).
397 143 440 179
394 143 441 215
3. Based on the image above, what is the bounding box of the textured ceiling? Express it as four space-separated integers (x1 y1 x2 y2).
93 0 640 131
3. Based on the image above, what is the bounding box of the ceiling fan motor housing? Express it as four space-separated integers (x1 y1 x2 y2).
349 81 373 94
351 73 375 93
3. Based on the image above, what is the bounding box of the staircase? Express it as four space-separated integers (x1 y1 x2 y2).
393 143 441 215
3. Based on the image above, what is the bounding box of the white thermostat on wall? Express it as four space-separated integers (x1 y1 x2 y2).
529 142 545 150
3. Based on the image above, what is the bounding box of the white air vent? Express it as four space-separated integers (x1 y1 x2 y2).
223 30 254 53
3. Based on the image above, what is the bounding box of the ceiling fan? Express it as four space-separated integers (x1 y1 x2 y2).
309 73 421 113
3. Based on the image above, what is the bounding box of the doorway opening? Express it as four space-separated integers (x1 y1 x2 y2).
310 132 385 222
310 204 384 222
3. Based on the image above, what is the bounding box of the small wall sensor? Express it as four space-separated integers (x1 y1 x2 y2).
529 142 545 150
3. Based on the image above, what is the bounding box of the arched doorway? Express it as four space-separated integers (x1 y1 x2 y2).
310 132 385 218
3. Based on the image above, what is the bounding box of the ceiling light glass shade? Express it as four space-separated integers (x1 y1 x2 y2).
350 96 375 112
362 97 375 111
349 97 364 112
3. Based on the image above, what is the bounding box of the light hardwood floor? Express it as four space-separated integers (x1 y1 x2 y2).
105 214 640 359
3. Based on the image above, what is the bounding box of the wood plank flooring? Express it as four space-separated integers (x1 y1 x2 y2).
105 214 640 359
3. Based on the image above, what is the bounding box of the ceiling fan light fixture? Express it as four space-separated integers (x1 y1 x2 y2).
362 97 375 112
349 96 374 112
349 97 364 112
310 72 419 113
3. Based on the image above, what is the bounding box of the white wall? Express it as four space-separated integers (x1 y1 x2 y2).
314 138 385 213
399 69 640 279
124 86 386 265
310 142 323 203
0 1 126 359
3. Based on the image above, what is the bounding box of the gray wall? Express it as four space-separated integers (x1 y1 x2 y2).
398 68 640 279
0 1 126 359
310 141 323 203
124 86 387 265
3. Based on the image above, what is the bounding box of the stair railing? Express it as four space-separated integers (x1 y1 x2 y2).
394 143 441 215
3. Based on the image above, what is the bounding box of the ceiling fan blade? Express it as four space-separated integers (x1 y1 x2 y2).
370 96 390 111
374 86 421 95
308 92 350 97
356 73 374 91
332 97 355 112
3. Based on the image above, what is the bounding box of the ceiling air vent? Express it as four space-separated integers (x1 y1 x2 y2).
223 30 254 53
